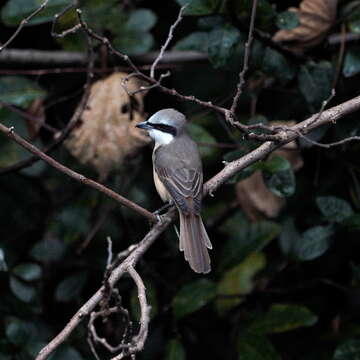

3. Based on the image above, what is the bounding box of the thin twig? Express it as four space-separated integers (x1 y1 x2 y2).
51 1 81 38
76 9 227 116
0 0 49 52
230 0 258 114
150 4 187 78
0 122 156 221
36 213 174 360
0 29 95 175
110 266 150 359
0 101 58 134
107 237 113 268
34 94 360 360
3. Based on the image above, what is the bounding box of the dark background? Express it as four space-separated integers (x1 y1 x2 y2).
1 0 360 359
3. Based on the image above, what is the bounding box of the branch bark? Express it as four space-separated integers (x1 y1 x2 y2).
0 48 207 66
4 92 353 360
0 123 156 222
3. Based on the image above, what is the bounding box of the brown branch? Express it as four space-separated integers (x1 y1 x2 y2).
0 0 49 52
150 4 187 78
110 265 150 360
230 0 258 114
36 213 174 360
75 9 227 116
0 101 57 134
51 0 81 38
34 94 360 360
0 123 156 222
328 32 360 45
0 48 207 66
205 94 360 195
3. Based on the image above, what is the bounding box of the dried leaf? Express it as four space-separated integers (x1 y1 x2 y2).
272 0 338 53
26 99 45 140
65 73 150 179
236 121 303 221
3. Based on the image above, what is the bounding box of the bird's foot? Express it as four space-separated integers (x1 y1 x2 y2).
153 201 174 217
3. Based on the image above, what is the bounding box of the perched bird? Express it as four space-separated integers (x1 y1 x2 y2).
136 109 212 273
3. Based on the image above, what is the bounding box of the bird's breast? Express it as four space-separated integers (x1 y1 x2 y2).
153 146 170 202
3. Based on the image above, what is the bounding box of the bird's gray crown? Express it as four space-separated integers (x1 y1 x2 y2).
147 109 186 131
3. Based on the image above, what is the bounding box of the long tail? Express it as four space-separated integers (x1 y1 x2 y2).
179 212 212 273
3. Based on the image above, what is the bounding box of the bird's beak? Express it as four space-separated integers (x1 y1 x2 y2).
136 121 152 130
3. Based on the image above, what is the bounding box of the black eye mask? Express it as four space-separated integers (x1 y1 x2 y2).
147 122 177 137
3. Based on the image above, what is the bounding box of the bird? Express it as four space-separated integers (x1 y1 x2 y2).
136 109 212 273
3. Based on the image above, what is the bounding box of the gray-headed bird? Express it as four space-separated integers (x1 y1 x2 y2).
136 109 212 273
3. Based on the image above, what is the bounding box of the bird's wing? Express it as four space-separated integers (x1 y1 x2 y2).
155 160 203 216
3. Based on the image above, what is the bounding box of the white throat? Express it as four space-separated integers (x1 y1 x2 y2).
149 129 174 146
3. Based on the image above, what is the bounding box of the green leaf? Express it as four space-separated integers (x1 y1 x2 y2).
173 278 216 319
237 333 281 360
334 339 360 360
298 61 334 110
219 219 281 271
5 318 36 346
248 304 318 334
113 8 157 55
217 253 266 314
55 271 88 302
1 0 70 26
30 238 66 263
0 76 45 107
126 9 157 32
236 0 275 31
343 47 360 78
173 32 209 52
187 122 219 161
294 225 333 261
176 0 221 16
113 30 154 55
0 248 8 271
197 15 224 29
165 339 186 360
13 263 42 281
276 11 299 30
208 25 240 68
263 47 296 83
316 196 354 223
55 205 90 243
278 218 302 256
348 10 360 34
9 276 36 302
261 156 295 198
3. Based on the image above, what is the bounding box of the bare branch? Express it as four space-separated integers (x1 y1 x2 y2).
230 0 258 114
0 122 156 221
205 94 360 195
0 0 49 52
150 4 187 78
33 94 360 360
0 49 207 66
0 29 96 175
35 213 174 360
109 266 150 360
51 1 81 38
75 9 227 115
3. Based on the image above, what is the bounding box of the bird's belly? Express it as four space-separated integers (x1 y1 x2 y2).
153 169 170 202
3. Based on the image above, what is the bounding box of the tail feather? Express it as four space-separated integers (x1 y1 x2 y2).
179 213 212 273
